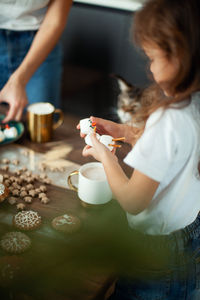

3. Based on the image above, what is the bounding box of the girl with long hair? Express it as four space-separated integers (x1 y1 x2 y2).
78 0 200 298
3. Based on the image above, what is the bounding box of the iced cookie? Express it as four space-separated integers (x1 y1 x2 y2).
84 133 115 151
4 126 18 139
52 213 81 233
85 132 100 147
0 231 31 254
13 210 42 231
80 118 96 135
99 135 114 151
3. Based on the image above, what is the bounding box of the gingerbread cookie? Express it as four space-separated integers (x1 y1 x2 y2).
0 231 31 254
16 203 26 210
51 213 81 233
8 196 18 205
13 210 42 231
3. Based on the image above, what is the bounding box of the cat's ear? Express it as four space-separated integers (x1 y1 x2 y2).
117 78 129 92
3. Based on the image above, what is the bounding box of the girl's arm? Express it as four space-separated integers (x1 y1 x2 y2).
83 133 159 215
1 0 72 122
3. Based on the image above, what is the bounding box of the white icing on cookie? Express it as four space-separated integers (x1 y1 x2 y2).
99 135 114 151
14 210 41 230
0 232 31 253
85 133 100 147
80 118 95 135
56 214 74 225
4 127 18 139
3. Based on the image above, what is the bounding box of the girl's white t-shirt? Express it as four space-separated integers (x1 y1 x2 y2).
0 0 50 30
124 91 200 235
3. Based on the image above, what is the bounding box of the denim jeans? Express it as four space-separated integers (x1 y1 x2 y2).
0 29 62 108
109 214 200 300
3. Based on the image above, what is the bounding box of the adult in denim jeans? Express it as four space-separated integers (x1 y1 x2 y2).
0 0 72 122
78 0 200 298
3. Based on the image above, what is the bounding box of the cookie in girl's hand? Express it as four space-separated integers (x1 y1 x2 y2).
84 132 100 147
79 118 96 135
51 213 81 233
99 135 114 151
84 133 114 150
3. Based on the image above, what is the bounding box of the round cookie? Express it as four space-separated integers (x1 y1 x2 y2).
0 231 31 254
52 213 81 233
13 210 42 231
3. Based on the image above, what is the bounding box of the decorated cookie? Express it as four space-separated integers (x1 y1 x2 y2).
40 197 50 204
13 210 42 231
84 133 114 151
16 203 26 210
84 132 100 147
39 185 47 192
8 197 18 205
4 126 18 139
51 213 81 233
0 231 31 254
99 135 114 151
80 118 96 135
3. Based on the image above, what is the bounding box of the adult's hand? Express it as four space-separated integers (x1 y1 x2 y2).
0 75 28 122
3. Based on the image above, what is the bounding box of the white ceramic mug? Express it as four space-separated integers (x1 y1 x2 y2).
67 162 112 207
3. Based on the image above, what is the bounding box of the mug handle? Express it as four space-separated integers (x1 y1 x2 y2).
53 109 64 130
67 170 79 192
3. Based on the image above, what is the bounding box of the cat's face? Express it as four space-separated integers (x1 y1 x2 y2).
117 77 142 124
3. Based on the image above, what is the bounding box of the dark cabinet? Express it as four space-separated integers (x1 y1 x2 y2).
61 3 150 117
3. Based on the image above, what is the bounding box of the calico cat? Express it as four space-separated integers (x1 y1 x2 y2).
114 75 157 127
116 75 143 124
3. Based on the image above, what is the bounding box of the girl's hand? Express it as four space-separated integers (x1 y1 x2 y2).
82 132 118 163
77 116 126 139
0 75 28 122
77 116 140 145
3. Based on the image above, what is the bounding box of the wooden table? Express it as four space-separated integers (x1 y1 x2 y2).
0 111 132 300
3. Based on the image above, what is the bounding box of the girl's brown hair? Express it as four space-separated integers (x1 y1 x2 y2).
131 0 200 141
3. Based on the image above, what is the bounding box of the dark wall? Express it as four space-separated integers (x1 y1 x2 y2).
60 3 150 118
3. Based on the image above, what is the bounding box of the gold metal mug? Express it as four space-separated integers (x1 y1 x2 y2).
27 102 64 143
